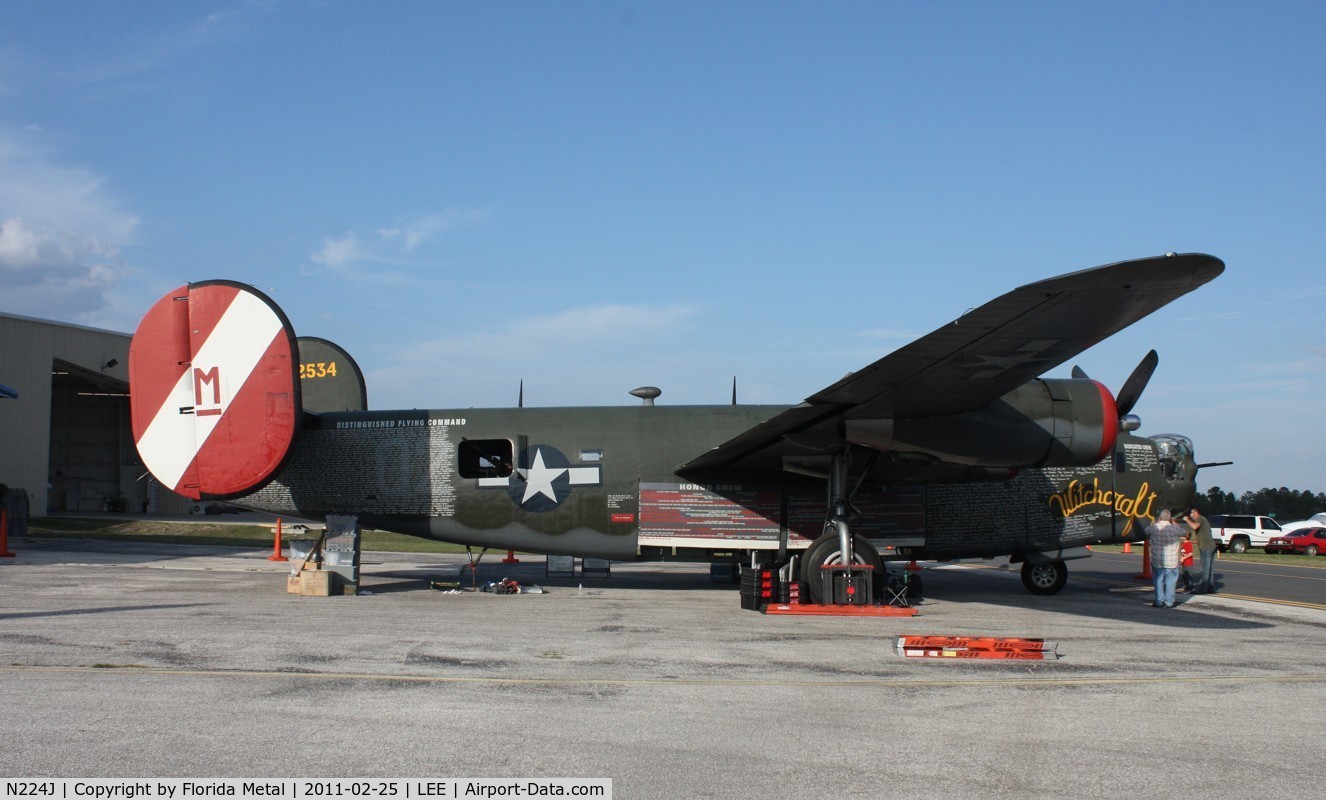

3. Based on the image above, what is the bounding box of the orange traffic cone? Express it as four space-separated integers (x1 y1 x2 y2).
267 517 288 562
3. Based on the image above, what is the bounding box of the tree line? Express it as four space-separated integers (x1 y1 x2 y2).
1199 486 1326 520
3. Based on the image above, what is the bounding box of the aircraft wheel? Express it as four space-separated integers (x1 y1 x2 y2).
800 533 883 604
1020 561 1068 595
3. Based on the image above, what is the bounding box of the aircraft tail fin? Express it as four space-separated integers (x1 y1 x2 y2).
297 336 368 413
129 281 301 500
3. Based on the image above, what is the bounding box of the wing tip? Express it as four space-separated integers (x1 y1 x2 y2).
1017 252 1225 293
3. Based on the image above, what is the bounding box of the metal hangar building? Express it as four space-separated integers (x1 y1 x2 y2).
0 311 191 517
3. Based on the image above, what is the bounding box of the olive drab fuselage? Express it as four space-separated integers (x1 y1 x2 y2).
237 404 1197 562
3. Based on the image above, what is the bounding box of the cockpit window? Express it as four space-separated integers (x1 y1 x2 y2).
1151 434 1194 482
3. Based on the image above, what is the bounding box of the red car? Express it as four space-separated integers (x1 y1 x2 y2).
1264 527 1326 556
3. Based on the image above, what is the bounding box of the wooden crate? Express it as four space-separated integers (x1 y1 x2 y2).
299 569 332 597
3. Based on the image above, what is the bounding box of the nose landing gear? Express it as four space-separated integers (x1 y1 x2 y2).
1020 560 1068 595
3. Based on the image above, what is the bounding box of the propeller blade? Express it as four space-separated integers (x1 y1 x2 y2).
1116 349 1159 417
1071 365 1089 380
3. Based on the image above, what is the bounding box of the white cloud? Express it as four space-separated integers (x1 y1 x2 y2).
0 133 137 321
377 209 488 253
0 217 124 321
310 231 371 269
0 216 44 268
0 135 138 241
0 217 117 272
306 210 489 280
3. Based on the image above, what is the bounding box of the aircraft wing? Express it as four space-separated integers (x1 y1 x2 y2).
678 252 1224 474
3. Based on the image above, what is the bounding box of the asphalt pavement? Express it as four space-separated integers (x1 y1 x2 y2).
1073 546 1326 608
2 536 1324 799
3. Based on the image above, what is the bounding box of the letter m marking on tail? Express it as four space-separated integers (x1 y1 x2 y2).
194 367 223 417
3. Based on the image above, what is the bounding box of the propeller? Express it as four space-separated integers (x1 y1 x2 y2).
1071 349 1159 425
1115 349 1159 417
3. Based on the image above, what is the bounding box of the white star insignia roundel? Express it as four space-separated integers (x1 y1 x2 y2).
520 448 566 504
475 444 602 512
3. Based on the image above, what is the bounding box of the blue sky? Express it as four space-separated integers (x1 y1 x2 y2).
2 1 1323 497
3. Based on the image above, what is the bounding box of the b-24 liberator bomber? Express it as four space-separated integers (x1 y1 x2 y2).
129 253 1223 601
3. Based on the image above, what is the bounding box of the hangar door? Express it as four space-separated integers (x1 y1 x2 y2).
47 359 140 513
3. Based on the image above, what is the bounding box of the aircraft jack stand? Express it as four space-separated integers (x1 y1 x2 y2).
762 604 918 617
896 635 1059 660
762 567 918 617
0 509 15 557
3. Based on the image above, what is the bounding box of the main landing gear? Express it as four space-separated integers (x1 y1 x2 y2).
795 448 923 605
801 532 884 604
799 532 925 604
793 447 1072 600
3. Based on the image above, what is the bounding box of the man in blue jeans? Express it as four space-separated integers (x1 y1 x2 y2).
1148 509 1186 608
1185 506 1217 594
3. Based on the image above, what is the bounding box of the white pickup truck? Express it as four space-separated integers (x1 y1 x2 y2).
1209 514 1284 554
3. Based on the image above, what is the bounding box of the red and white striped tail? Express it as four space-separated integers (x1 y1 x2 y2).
129 281 301 500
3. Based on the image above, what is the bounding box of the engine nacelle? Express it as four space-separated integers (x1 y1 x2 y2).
843 378 1118 468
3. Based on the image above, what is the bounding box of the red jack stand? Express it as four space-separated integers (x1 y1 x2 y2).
0 509 15 557
764 603 918 617
501 549 520 564
267 518 288 562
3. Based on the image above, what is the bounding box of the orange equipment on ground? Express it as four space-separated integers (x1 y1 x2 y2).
267 517 288 562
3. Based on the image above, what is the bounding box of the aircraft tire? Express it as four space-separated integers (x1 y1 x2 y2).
800 533 884 604
1020 560 1068 595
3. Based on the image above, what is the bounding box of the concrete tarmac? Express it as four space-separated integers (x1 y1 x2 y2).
2 538 1324 799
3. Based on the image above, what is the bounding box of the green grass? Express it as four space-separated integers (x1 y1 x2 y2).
1088 542 1324 568
24 518 1326 566
25 517 483 554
